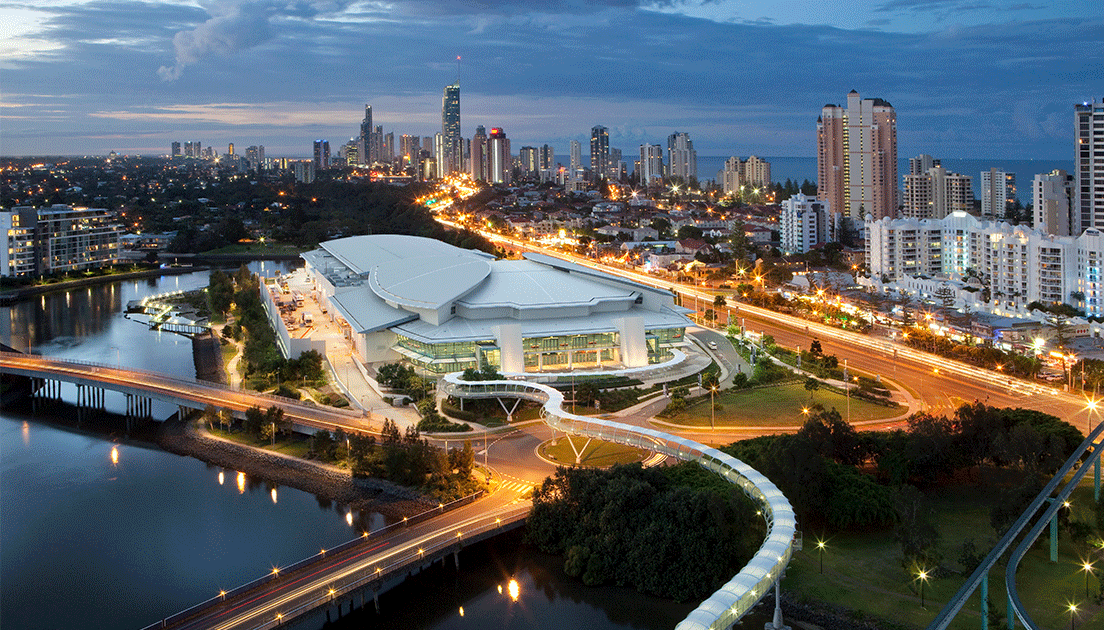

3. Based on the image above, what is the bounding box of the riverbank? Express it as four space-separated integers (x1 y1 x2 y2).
157 414 434 519
0 265 209 305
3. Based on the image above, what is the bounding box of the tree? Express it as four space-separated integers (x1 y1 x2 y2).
809 338 823 357
713 294 727 309
804 376 820 400
449 441 475 477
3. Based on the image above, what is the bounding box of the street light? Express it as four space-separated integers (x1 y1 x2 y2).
1082 560 1095 599
1068 602 1079 630
1085 397 1099 434
816 539 826 574
710 383 718 431
916 568 929 609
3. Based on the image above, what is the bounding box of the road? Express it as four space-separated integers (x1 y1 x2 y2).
442 218 1095 433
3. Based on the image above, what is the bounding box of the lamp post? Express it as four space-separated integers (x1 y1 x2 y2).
1068 602 1078 630
816 539 826 574
710 384 718 431
916 569 929 609
1083 561 1095 599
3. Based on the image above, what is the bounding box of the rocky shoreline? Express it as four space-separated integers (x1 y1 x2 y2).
157 414 434 520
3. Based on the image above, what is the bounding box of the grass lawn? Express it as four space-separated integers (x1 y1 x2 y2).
202 241 306 256
207 426 314 459
783 473 1104 630
539 437 649 467
220 341 238 369
666 382 903 428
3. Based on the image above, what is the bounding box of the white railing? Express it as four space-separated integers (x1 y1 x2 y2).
441 372 796 630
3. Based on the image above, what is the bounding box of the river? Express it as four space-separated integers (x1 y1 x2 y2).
2 265 734 630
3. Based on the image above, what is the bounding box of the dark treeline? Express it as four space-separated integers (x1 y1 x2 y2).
170 179 495 255
525 462 762 601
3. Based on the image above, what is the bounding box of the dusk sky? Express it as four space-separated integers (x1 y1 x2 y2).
2 0 1101 160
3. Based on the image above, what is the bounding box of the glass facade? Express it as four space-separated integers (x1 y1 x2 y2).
394 327 684 374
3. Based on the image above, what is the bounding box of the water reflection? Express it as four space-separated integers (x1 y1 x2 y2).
219 471 225 485
271 488 278 504
507 578 520 602
236 471 246 494
21 421 29 446
110 445 119 466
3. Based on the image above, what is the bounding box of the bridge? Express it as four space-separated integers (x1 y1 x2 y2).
0 351 370 434
3 351 796 630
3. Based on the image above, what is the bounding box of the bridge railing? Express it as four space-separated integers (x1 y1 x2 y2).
441 373 796 630
243 504 530 630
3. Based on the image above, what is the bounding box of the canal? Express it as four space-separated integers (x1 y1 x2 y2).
2 265 738 630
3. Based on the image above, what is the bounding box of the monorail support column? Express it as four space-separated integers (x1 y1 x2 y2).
980 570 988 630
766 577 790 630
1095 456 1100 502
76 384 84 424
1008 589 1015 630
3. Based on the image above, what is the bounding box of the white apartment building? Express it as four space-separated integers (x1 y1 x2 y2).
1 205 122 277
639 144 664 187
780 193 836 254
867 211 1104 316
1033 170 1075 236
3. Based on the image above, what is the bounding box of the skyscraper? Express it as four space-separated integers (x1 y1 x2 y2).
519 146 539 179
400 135 419 169
171 142 181 157
570 140 582 180
442 82 461 175
640 144 664 187
817 90 898 220
590 126 609 181
360 105 372 166
1076 98 1104 233
667 132 697 182
539 145 555 171
471 126 488 181
313 139 330 171
981 168 1016 218
489 127 510 185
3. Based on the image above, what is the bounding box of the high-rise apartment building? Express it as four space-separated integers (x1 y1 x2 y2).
1076 98 1104 233
313 140 330 171
721 156 772 195
245 145 264 169
570 140 582 180
488 128 510 185
360 105 372 166
1034 170 1075 236
817 90 898 220
981 168 1016 218
744 156 771 187
383 132 394 163
1 205 122 277
590 126 609 181
667 132 697 182
640 145 664 187
518 146 539 179
470 126 488 181
171 142 181 157
399 135 418 169
902 162 972 220
909 154 939 175
609 147 623 181
539 145 555 171
228 143 234 156
781 194 836 254
342 140 359 168
441 82 461 174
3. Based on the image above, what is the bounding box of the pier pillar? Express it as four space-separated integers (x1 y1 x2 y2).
454 549 460 571
373 589 380 614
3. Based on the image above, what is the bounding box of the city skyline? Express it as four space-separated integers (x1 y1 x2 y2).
2 0 1100 159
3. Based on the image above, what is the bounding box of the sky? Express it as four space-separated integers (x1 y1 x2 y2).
1 0 1101 160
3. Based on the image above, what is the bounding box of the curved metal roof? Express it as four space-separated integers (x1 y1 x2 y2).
368 255 492 310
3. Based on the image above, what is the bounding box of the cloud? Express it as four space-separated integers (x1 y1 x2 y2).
158 0 353 80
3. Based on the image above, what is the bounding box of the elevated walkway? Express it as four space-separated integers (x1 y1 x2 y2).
442 372 797 630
